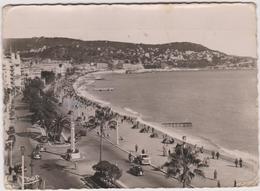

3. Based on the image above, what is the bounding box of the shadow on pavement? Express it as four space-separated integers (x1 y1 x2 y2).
40 162 66 171
16 131 41 141
44 150 64 157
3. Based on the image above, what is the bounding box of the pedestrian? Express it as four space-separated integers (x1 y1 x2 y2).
168 149 171 156
235 158 238 167
239 158 243 168
234 180 237 187
8 166 12 175
142 149 145 154
211 151 215 159
200 146 204 153
216 152 220 160
74 162 77 170
135 144 138 153
217 180 221 187
128 152 132 162
213 169 217 180
163 145 167 156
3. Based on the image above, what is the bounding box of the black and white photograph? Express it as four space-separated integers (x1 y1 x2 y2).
1 2 259 189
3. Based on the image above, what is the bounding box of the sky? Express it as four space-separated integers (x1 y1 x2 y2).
2 3 257 57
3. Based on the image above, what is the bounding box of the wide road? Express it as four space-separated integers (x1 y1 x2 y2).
9 96 86 189
77 133 182 188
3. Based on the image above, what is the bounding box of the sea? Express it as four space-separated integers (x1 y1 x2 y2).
79 70 258 162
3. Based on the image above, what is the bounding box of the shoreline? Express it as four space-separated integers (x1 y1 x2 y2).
71 71 258 171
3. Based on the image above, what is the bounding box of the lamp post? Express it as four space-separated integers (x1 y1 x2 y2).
9 140 13 168
20 146 25 190
116 121 119 145
70 112 76 153
6 140 13 168
96 109 104 162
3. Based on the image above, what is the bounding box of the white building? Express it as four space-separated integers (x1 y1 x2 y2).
122 63 144 71
2 57 14 89
11 53 23 89
2 52 23 91
96 63 108 70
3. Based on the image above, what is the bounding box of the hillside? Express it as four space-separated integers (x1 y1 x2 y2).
3 37 256 69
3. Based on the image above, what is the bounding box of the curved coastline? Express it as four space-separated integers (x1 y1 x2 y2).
72 71 258 171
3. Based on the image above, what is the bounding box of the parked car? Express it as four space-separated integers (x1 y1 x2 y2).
38 136 48 143
31 150 42 160
7 126 15 135
139 154 151 165
129 165 144 176
36 144 46 152
13 163 27 174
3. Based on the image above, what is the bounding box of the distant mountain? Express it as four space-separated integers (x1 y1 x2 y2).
3 37 256 69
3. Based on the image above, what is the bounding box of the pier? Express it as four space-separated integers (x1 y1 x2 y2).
94 88 114 91
162 122 192 128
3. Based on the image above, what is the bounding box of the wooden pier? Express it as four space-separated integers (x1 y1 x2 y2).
162 122 192 128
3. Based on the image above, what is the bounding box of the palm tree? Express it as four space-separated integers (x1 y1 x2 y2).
164 143 205 187
51 114 70 142
95 107 116 162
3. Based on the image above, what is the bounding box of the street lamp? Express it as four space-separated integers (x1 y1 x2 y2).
20 146 25 190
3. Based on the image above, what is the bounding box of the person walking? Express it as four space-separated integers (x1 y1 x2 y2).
128 152 133 163
239 158 243 168
163 145 167 156
135 144 138 153
216 152 220 160
235 158 238 167
142 149 145 154
213 169 217 180
211 151 215 159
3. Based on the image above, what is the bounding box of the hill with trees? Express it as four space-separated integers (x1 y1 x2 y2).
3 37 256 69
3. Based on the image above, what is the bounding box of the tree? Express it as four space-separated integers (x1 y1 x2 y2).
94 107 116 161
50 114 70 142
92 160 122 183
164 143 205 187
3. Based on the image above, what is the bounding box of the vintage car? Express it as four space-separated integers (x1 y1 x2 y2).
13 163 27 174
133 154 151 165
38 136 48 143
7 126 15 135
31 150 42 160
36 144 46 152
139 154 151 165
129 165 144 176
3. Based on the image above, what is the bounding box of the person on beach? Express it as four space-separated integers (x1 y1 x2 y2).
235 158 238 167
135 144 138 153
213 169 217 180
234 180 237 187
211 151 215 159
239 158 243 168
216 152 220 160
217 180 221 187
